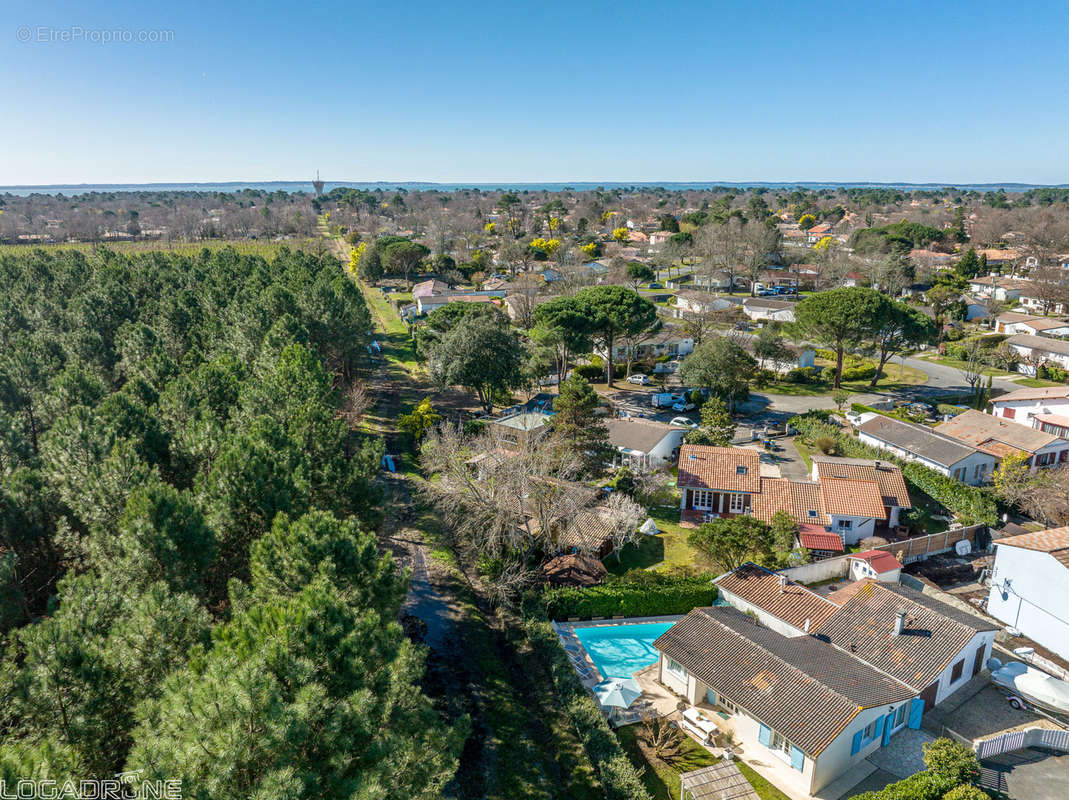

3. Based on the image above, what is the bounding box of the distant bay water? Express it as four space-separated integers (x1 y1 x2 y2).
1 180 1066 197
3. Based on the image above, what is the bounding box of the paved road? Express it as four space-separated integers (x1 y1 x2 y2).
902 355 1023 395
981 747 1069 799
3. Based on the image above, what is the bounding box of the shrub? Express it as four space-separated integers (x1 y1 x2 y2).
942 786 990 800
786 366 822 384
814 435 839 455
542 574 717 620
841 363 877 381
573 363 605 382
849 770 957 800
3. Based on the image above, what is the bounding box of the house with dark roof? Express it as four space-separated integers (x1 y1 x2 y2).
654 604 919 796
856 414 998 485
1006 333 1069 376
654 572 998 794
742 297 796 323
605 418 686 470
987 526 1069 660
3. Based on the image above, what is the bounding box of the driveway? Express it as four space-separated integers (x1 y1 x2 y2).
981 747 1069 799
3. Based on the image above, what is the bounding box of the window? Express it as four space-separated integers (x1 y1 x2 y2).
863 720 877 741
837 519 853 531
807 509 818 518
692 490 714 510
736 465 748 475
665 657 687 680
893 704 907 729
953 467 966 481
1004 407 1016 420
719 697 739 715
950 659 964 683
769 730 792 759
729 493 746 513
1061 450 1069 463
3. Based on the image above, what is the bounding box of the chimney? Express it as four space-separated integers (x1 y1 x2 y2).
804 618 811 633
779 574 788 593
894 608 906 636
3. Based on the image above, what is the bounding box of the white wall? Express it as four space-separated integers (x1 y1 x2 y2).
648 430 686 467
811 704 901 794
992 396 1069 426
718 588 809 638
857 431 997 486
1011 343 1069 373
849 560 901 583
988 546 1069 660
933 630 995 705
830 514 875 545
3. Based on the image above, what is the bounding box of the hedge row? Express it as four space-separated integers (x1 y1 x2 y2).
542 577 718 621
524 617 653 800
790 412 999 526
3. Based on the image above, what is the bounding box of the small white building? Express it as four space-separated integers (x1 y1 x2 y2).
987 526 1069 660
994 312 1069 337
847 550 903 583
742 297 796 323
990 385 1069 426
966 276 1030 303
605 418 686 470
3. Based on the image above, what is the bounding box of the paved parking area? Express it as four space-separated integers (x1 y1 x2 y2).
865 728 934 778
981 747 1069 799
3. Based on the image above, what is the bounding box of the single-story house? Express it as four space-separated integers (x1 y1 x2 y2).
674 290 735 316
487 409 552 449
655 572 996 796
742 297 796 323
994 312 1069 337
847 550 903 583
1006 334 1069 375
935 409 1069 470
601 326 695 362
605 418 686 470
856 414 998 485
743 338 816 374
960 294 992 321
649 230 674 247
990 384 1069 427
415 290 506 316
692 269 736 290
1018 289 1069 317
412 278 450 298
975 248 1021 266
842 271 866 288
966 276 1030 303
987 526 1069 660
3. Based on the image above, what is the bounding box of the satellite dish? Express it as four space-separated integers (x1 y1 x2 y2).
955 539 972 557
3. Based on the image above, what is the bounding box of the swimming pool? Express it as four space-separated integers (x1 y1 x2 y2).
573 621 675 679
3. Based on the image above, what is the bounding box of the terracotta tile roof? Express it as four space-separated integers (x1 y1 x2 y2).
654 606 915 756
848 550 903 574
715 562 839 632
1033 413 1069 429
824 580 872 606
1020 318 1069 332
556 505 615 553
678 445 761 493
997 526 1069 569
819 477 887 519
749 478 793 524
935 409 1062 455
991 385 1069 404
810 457 908 509
874 466 911 509
798 528 845 552
814 580 997 691
746 478 830 526
790 481 830 526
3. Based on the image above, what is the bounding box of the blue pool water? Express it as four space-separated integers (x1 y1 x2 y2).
573 622 675 679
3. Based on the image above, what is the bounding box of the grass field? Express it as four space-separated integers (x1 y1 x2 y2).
1012 377 1064 388
606 505 715 575
759 357 928 396
0 238 323 258
919 354 1015 377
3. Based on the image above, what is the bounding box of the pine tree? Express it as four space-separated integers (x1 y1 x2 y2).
685 398 736 446
550 374 611 472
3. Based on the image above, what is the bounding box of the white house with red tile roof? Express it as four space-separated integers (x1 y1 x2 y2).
847 550 903 583
990 384 1069 427
987 526 1069 660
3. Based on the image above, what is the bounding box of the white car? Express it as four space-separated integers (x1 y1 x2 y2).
670 416 698 428
672 400 696 412
626 374 650 385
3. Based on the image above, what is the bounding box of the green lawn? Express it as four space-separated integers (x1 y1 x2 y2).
1012 377 1064 388
792 439 814 470
920 355 1015 377
616 725 791 800
606 505 715 575
758 357 928 396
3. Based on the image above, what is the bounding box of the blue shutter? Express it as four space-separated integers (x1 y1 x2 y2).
790 745 805 771
881 712 895 746
850 730 863 755
758 723 771 746
706 688 717 706
873 715 885 742
908 698 924 730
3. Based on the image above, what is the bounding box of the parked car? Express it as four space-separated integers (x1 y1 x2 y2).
670 416 699 428
626 373 650 385
672 399 697 412
648 282 663 289
758 289 777 296
651 392 682 408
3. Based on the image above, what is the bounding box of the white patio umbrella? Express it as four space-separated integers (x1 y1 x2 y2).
593 677 643 709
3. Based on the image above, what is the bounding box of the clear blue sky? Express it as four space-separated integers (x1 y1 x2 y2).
3 0 1069 185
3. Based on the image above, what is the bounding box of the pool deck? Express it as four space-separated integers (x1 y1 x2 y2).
554 616 685 723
